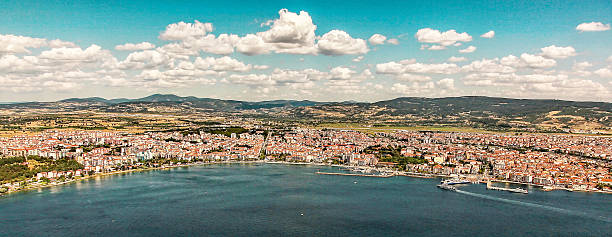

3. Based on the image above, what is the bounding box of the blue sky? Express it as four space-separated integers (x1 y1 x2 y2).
0 0 611 102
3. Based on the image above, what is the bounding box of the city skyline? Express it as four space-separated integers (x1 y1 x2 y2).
1 0 612 102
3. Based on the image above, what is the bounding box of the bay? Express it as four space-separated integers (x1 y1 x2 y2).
1 164 611 236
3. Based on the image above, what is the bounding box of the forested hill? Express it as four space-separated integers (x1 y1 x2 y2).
1 95 610 131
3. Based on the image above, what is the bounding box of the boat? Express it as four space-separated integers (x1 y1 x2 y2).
440 178 471 185
508 187 529 194
437 184 457 191
486 182 528 194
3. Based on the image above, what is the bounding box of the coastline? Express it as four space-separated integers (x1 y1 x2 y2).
2 160 611 197
1 160 264 197
485 179 612 194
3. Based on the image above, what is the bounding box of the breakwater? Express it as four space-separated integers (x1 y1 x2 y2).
315 171 393 178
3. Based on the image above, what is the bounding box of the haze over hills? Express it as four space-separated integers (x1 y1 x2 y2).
1 94 611 132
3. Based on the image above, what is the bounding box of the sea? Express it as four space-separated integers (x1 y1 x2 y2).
1 164 611 236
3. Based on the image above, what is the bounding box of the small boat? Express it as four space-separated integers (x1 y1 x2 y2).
437 184 457 191
486 182 528 194
507 187 529 194
440 178 471 185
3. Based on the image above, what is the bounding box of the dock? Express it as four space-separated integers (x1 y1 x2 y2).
486 182 528 194
315 171 394 178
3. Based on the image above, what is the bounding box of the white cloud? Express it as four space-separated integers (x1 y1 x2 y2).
463 73 567 86
395 74 431 82
115 42 156 51
352 55 364 62
448 56 467 62
159 20 213 40
156 33 241 56
275 45 318 55
271 68 329 85
499 54 556 68
519 53 556 68
460 72 609 101
329 66 355 80
118 50 169 70
226 68 328 88
480 31 495 38
436 78 455 90
0 54 41 73
317 30 369 55
570 61 593 77
539 45 576 59
254 65 269 70
257 9 317 48
391 82 435 94
428 45 446 50
237 9 368 56
520 79 609 99
576 22 611 32
415 28 472 46
133 69 209 88
376 60 460 75
499 55 521 67
595 68 612 78
572 61 592 70
458 46 476 53
193 56 257 72
0 34 47 54
48 39 78 48
386 38 399 45
209 56 252 72
324 68 373 93
235 34 271 55
39 44 114 64
181 33 240 55
462 58 516 73
368 34 387 45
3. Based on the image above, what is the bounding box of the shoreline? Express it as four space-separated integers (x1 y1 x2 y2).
2 160 611 197
1 160 264 197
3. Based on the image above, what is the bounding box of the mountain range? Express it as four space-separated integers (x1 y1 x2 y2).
1 94 611 131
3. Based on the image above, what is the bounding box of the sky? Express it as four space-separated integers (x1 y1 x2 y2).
0 0 611 102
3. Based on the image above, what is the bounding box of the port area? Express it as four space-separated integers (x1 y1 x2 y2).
436 178 472 191
435 178 528 195
486 182 529 194
437 183 457 191
315 171 393 178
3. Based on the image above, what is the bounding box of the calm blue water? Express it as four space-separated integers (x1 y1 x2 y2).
1 164 611 236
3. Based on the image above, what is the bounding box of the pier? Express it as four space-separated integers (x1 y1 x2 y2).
486 182 528 194
315 171 394 178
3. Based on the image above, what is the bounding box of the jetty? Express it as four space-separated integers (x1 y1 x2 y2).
486 182 528 194
315 171 393 178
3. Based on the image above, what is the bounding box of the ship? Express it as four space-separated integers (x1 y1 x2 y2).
437 183 457 191
486 182 529 194
440 178 471 185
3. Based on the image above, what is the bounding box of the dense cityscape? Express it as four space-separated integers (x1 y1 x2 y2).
2 127 611 194
2 1 612 235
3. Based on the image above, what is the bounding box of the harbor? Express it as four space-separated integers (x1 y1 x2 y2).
435 178 529 194
486 182 529 194
315 171 394 178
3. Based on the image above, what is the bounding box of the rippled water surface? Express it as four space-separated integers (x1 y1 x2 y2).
1 164 611 236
